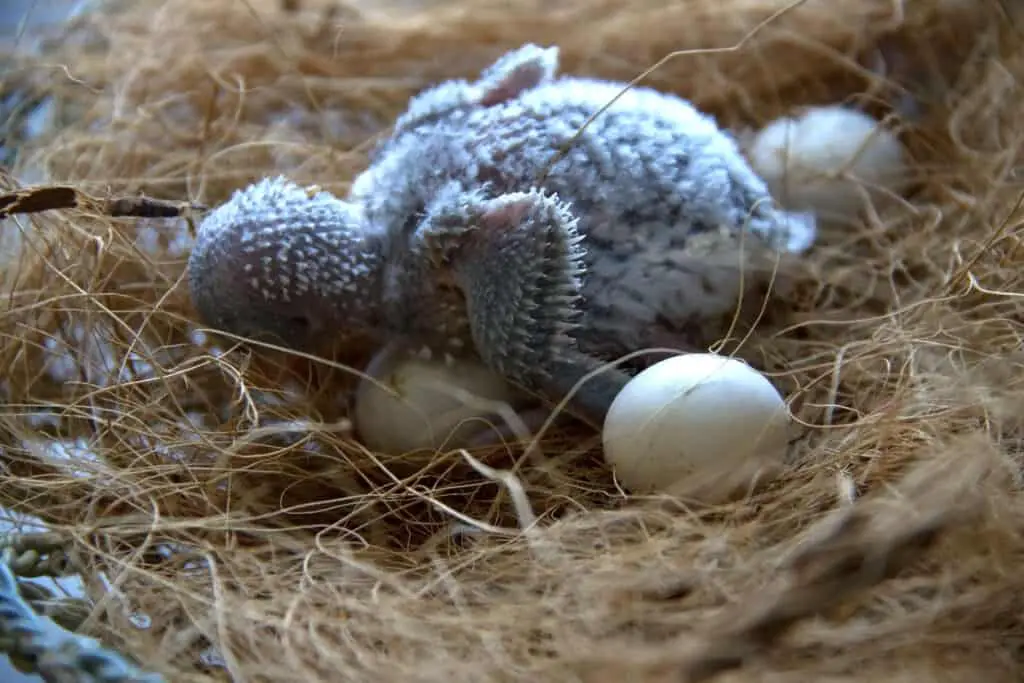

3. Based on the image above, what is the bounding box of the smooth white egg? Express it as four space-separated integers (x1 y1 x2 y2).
601 353 791 498
354 344 519 454
746 105 908 225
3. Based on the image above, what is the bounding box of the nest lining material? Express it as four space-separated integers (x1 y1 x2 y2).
1 0 1023 681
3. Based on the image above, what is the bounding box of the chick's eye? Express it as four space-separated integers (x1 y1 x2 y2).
288 316 311 331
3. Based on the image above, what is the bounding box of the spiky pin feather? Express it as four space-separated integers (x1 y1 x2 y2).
187 44 816 425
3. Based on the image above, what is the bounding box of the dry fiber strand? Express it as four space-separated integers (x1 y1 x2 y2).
2 0 1024 681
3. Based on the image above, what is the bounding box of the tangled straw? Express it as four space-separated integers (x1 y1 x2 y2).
3 0 1024 681
0 548 165 683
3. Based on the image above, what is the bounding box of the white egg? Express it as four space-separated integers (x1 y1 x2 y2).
354 345 519 454
746 105 908 225
601 353 791 497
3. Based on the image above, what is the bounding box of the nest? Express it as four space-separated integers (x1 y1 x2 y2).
2 0 1024 680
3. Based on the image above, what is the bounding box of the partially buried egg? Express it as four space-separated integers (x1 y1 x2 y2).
601 353 791 498
746 105 909 226
354 344 519 454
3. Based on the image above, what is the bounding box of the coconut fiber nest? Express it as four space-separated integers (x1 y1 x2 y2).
1 0 1023 681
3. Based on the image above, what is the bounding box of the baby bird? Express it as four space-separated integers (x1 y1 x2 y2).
187 44 816 427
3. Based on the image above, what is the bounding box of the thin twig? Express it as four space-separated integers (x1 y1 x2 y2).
0 185 205 220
